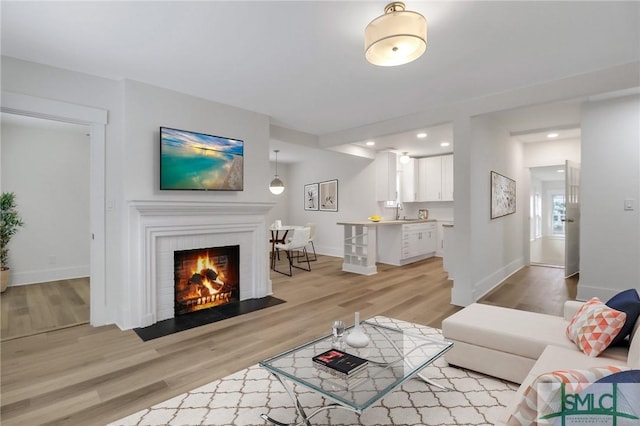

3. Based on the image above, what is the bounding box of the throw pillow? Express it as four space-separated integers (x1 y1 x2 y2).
507 366 629 426
566 297 626 357
606 288 640 346
594 369 640 383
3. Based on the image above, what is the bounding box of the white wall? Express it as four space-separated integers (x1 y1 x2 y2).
1 119 90 284
1 58 276 327
265 161 291 229
523 139 581 167
286 149 378 257
579 94 640 300
3 55 639 319
458 113 526 303
122 80 271 202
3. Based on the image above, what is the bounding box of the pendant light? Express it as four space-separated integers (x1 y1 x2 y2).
269 150 285 195
399 152 411 164
365 2 427 67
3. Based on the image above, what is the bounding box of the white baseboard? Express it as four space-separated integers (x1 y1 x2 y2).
8 265 90 286
576 284 620 302
474 257 525 301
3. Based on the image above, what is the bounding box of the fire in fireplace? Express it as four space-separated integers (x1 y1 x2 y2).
174 245 240 316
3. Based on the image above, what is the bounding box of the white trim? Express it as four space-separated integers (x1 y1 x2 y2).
123 200 274 329
10 266 90 286
474 257 526 301
1 91 108 326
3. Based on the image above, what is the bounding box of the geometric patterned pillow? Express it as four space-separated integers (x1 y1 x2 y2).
506 365 630 426
566 297 626 357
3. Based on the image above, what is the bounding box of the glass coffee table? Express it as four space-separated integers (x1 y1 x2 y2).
259 318 453 426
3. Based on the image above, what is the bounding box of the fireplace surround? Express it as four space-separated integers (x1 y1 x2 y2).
125 200 274 329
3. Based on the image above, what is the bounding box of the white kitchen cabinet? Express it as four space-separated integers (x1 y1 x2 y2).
377 221 437 266
417 157 441 201
376 151 398 201
403 223 437 259
400 158 418 202
417 154 454 202
442 154 454 201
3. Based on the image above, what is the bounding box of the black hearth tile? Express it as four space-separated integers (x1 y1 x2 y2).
133 296 285 342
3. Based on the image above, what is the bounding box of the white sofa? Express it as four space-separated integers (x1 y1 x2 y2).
442 301 639 424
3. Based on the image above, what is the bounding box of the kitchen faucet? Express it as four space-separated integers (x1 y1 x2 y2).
395 203 403 220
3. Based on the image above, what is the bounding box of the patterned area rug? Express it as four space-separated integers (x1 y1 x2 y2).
111 317 518 426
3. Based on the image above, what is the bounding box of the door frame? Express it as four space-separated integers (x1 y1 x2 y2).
1 91 108 326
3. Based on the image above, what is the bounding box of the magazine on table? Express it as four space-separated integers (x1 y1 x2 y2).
312 349 369 376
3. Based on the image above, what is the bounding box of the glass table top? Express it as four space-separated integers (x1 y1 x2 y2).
259 319 453 413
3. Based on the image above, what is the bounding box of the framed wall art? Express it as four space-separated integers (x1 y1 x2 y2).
304 183 319 211
491 171 516 219
319 179 338 212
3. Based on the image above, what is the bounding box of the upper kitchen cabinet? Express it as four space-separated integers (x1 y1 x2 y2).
417 154 454 202
376 151 398 201
441 154 454 201
400 158 418 202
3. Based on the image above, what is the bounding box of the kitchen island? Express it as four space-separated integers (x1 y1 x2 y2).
337 219 437 275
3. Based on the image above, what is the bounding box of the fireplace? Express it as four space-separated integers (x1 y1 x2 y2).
126 200 273 329
174 245 240 316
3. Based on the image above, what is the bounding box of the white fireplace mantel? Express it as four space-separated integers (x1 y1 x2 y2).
122 200 275 329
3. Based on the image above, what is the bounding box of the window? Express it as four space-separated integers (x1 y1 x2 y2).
551 194 565 235
531 192 542 239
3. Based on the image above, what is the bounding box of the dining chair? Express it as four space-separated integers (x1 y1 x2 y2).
304 222 317 261
273 227 311 276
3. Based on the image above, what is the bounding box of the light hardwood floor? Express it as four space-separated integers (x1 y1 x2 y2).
0 256 576 425
1 277 90 341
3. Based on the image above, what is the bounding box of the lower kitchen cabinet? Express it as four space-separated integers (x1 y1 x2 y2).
377 222 437 266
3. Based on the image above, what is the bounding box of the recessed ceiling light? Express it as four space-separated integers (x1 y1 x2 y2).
440 142 450 147
417 133 427 139
365 141 375 146
547 132 559 138
557 169 565 173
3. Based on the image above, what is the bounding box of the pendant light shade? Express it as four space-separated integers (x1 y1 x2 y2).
365 2 427 67
399 152 411 164
269 150 285 195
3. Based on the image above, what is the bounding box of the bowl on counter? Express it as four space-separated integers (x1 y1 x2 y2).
368 215 382 222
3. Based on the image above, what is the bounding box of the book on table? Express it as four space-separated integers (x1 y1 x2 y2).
312 349 368 376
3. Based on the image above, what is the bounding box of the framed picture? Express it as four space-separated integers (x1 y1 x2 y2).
319 179 338 212
304 183 319 211
491 171 516 219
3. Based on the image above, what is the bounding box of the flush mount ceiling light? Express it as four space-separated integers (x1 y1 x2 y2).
365 2 427 67
269 150 285 195
547 132 559 139
400 152 411 164
440 141 450 147
366 140 376 146
416 132 427 139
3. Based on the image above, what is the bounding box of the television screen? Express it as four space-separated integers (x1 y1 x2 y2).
160 127 244 191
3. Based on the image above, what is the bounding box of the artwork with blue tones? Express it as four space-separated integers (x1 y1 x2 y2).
160 127 244 191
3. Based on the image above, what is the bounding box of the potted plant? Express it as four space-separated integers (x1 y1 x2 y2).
1 192 25 293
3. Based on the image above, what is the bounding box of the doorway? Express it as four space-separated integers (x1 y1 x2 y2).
530 165 566 267
1 113 91 339
1 91 108 326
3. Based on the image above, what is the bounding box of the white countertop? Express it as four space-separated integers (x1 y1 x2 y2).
337 219 437 226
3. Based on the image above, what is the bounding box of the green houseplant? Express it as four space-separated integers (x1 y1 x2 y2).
1 192 25 293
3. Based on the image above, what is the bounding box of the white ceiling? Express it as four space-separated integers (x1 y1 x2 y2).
2 1 639 162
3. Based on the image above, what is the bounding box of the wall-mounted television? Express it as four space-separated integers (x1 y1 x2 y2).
160 127 244 191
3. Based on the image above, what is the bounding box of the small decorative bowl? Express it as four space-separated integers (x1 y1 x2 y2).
368 216 382 222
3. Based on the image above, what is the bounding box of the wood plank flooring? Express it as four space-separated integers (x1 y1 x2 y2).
0 257 576 425
1 277 90 341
